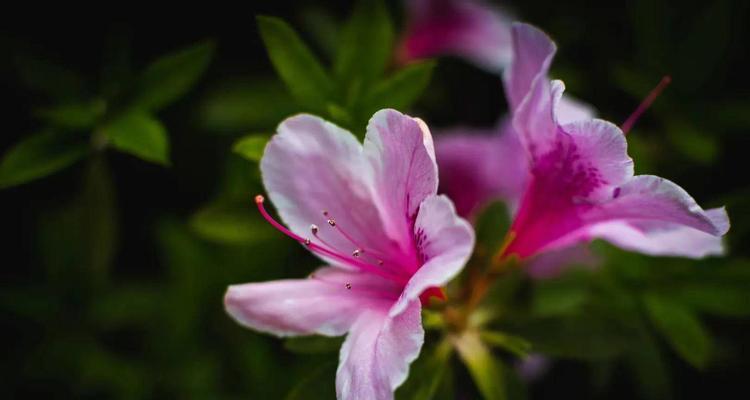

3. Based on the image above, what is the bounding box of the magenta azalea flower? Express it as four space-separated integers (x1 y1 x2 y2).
399 0 514 71
224 109 474 400
500 23 729 259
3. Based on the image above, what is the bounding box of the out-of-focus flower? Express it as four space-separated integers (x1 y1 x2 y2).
501 23 729 260
399 0 514 71
224 109 474 400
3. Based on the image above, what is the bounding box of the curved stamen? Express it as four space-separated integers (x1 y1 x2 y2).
621 75 671 134
255 195 407 284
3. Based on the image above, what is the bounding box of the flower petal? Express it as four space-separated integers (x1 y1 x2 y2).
586 217 726 258
587 176 729 235
392 195 475 316
435 120 529 217
525 244 598 279
224 267 400 337
261 114 394 266
365 109 439 253
401 0 514 71
336 299 424 400
503 22 556 113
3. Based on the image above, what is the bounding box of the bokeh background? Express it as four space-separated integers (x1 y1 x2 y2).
2 1 749 399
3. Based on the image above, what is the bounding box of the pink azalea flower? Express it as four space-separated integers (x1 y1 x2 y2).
501 23 729 259
399 0 514 71
224 109 474 400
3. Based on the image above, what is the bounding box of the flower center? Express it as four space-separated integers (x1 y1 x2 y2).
254 195 409 285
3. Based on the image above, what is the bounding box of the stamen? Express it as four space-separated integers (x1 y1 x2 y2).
255 194 407 284
621 75 671 134
345 283 352 290
322 210 403 270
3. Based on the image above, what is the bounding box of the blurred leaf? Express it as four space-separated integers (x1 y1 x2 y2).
335 0 394 88
0 130 88 189
531 274 589 317
189 201 274 245
665 118 718 164
625 332 673 400
454 331 507 400
199 78 298 132
396 339 452 400
480 331 532 358
81 156 118 280
102 111 170 165
233 134 270 163
667 284 750 318
473 201 512 263
14 53 85 99
257 16 333 111
131 40 215 111
364 61 436 113
285 361 337 400
284 336 343 354
643 293 712 368
89 285 160 327
35 99 106 129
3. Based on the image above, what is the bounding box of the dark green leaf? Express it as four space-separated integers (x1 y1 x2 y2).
624 332 673 400
285 361 337 400
480 331 532 358
668 284 750 318
364 61 435 113
0 130 88 189
257 16 333 111
102 111 170 165
189 201 274 245
473 201 512 264
396 339 452 400
643 293 712 368
284 336 343 354
334 0 394 87
199 78 299 132
454 331 507 400
131 40 215 111
232 134 270 163
35 99 106 129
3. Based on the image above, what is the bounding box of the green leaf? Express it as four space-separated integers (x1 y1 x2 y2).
233 134 270 163
189 201 274 245
364 61 435 113
285 361 337 400
199 78 299 132
668 284 750 318
284 336 343 354
334 0 394 87
0 130 88 189
35 99 106 129
396 339 452 400
257 16 333 111
643 293 712 368
473 201 512 263
480 331 532 358
131 40 215 111
624 332 673 400
454 331 507 400
102 111 170 165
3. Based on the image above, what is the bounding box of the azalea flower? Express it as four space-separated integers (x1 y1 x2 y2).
399 0 514 71
224 109 474 400
497 23 729 260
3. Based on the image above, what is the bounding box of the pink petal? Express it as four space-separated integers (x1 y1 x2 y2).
586 217 726 259
224 267 401 337
435 119 529 217
401 0 514 71
336 300 424 400
365 109 439 256
261 114 396 268
556 95 596 125
586 176 729 236
392 195 475 316
503 22 556 113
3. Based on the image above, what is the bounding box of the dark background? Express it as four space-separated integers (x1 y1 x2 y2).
2 1 749 398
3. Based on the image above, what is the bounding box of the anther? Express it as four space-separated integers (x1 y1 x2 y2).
377 260 384 266
352 249 362 257
327 219 336 227
304 238 311 246
345 283 352 290
254 194 264 204
310 224 319 234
